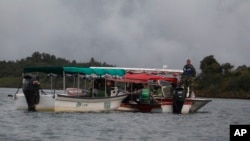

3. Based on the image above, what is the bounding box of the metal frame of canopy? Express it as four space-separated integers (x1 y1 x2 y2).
23 66 126 97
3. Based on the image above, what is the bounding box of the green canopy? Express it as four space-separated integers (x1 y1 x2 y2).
78 67 95 75
91 68 125 76
23 67 125 76
104 69 125 76
63 67 79 74
23 67 64 74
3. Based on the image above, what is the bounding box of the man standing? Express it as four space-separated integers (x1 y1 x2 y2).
181 59 196 98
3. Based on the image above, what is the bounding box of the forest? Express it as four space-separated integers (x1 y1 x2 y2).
0 52 249 99
195 55 250 99
0 52 114 89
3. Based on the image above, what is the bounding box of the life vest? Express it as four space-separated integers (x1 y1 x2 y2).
183 65 194 76
140 88 149 100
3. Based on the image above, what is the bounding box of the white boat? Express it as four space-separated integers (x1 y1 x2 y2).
14 66 211 113
14 92 55 111
94 67 212 114
14 91 127 112
150 97 211 114
55 94 127 112
13 66 127 112
188 98 212 113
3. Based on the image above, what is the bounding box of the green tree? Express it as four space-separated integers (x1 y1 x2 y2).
221 63 234 76
200 55 222 74
0 52 115 88
196 55 223 96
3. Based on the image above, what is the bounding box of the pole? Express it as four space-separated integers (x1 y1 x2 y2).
63 71 65 93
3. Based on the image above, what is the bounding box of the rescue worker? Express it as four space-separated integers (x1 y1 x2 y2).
181 59 196 98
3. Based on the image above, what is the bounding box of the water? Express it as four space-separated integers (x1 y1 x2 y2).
1 88 250 141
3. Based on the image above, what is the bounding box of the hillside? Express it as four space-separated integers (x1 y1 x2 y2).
0 52 249 99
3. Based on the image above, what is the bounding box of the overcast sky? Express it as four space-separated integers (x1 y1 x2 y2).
0 0 249 71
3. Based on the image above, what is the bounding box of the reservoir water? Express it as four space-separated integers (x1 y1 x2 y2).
1 88 249 141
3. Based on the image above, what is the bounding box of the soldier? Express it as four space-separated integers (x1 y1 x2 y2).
181 59 196 98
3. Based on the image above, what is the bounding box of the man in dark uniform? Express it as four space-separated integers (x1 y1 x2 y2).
181 59 196 98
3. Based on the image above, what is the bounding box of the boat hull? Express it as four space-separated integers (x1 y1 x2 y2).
14 93 210 113
118 97 210 114
14 93 127 112
152 99 192 114
54 94 127 112
187 98 212 113
15 93 55 111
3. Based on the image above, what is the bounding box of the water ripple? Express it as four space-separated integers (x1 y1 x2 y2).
1 88 250 141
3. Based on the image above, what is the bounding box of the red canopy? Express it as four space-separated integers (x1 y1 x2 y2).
123 73 177 83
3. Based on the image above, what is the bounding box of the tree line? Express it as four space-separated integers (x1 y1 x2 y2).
0 52 249 99
0 52 114 88
195 55 250 99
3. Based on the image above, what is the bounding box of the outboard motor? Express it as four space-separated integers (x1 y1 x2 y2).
22 74 40 111
172 87 185 114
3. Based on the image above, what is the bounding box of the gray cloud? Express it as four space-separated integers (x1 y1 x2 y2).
0 0 249 71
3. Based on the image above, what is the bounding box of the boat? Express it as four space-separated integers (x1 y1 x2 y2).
13 67 127 112
55 93 127 112
91 66 212 114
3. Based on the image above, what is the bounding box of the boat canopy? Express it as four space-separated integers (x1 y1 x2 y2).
106 77 148 84
23 67 125 76
23 67 64 74
123 73 177 83
107 73 177 84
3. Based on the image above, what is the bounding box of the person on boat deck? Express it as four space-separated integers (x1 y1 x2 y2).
106 80 114 96
139 83 153 104
181 59 196 98
88 80 98 96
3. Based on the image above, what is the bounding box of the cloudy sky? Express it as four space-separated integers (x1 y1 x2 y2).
0 0 249 71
